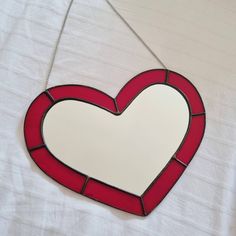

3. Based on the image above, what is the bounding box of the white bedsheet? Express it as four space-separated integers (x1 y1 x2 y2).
0 0 236 235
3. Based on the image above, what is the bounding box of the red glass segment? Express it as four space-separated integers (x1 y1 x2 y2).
168 71 205 115
24 93 52 149
176 115 206 164
116 69 166 112
142 159 185 214
49 85 117 113
84 178 143 216
30 148 87 193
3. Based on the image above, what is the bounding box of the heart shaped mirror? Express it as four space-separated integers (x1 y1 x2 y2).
24 69 205 216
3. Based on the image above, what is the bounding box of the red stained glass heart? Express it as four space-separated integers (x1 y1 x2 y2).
24 69 205 216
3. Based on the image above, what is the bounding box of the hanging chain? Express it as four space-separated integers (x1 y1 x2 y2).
105 0 167 69
45 0 75 89
45 0 167 89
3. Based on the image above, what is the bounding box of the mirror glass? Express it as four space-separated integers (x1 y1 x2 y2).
42 85 189 195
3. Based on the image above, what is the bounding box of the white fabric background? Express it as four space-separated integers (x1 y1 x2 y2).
0 0 236 235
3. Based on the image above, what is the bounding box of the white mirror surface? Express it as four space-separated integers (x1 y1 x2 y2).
42 85 189 195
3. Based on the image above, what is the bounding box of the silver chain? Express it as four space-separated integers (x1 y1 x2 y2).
105 0 167 69
45 0 167 89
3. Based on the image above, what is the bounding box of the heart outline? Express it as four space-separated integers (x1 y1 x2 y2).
24 69 206 216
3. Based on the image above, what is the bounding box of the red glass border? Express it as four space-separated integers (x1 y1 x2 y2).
24 69 206 216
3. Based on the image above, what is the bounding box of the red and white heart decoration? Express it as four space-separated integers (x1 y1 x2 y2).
24 69 205 216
